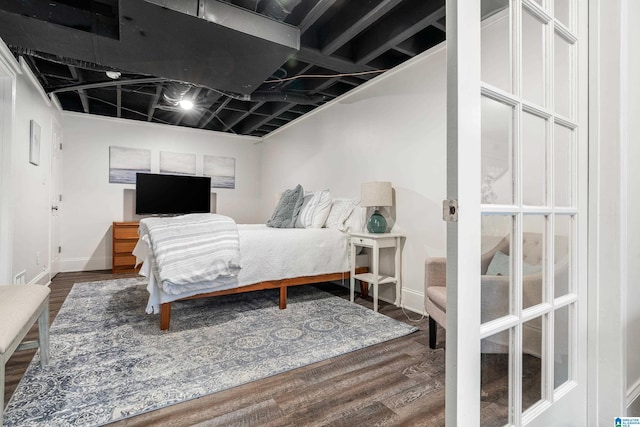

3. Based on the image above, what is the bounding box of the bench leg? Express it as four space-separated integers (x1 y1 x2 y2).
1 357 5 425
38 302 50 366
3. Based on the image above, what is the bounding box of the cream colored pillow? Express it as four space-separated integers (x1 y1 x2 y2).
325 198 357 230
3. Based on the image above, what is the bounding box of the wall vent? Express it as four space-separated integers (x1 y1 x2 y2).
14 270 26 285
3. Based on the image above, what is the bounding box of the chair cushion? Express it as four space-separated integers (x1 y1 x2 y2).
426 286 447 312
0 285 50 354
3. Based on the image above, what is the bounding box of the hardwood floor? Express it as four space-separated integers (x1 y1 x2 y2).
4 271 446 426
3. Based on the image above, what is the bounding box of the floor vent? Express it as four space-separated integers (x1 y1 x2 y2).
14 270 26 285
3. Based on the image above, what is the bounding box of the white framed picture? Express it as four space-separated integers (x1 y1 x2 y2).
29 120 41 166
160 151 196 175
109 146 151 184
203 155 236 189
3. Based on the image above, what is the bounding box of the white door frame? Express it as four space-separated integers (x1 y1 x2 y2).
0 40 21 284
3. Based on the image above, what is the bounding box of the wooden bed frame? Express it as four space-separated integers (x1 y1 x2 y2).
159 267 369 330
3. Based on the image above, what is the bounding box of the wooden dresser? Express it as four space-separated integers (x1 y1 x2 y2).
112 221 140 273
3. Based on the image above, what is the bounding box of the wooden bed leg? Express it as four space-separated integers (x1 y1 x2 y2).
160 303 171 330
279 287 287 309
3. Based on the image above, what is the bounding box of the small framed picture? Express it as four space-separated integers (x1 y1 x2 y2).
29 120 41 166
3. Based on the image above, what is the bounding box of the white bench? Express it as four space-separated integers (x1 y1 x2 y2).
0 285 50 425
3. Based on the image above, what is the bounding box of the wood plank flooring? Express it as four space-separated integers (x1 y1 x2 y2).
4 271 447 426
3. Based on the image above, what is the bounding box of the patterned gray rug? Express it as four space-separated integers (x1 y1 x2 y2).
4 278 418 426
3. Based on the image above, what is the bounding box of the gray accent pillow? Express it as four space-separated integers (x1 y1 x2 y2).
266 184 304 228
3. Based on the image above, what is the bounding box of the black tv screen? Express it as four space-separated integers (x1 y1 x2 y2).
135 173 211 215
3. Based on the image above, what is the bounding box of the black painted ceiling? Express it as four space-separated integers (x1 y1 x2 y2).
0 0 446 137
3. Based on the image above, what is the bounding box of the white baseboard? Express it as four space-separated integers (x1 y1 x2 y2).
399 288 426 315
59 257 110 272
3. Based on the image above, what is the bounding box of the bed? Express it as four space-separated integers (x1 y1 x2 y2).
133 213 366 330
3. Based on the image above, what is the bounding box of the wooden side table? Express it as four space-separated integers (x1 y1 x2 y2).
349 231 405 312
112 221 140 274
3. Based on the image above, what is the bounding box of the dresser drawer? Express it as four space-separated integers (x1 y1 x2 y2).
113 224 139 240
113 254 137 268
114 240 138 254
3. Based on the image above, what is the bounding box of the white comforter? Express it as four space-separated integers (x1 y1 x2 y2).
135 224 351 314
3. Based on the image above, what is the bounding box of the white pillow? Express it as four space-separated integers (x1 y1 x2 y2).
295 190 331 228
310 190 332 228
325 198 357 230
294 193 315 228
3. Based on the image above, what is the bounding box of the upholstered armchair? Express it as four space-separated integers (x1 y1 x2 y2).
425 233 567 351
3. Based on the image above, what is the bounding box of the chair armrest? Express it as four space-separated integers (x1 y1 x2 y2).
425 257 447 289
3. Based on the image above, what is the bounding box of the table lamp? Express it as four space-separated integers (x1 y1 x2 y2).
361 181 392 233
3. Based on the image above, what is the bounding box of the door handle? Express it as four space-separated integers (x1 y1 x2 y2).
51 205 59 211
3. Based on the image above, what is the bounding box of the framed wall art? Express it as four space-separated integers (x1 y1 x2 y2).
29 120 41 166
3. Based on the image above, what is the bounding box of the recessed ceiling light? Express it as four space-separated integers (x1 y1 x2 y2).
105 71 121 79
179 99 194 110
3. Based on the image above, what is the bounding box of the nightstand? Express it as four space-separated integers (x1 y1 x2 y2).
349 231 405 312
112 221 141 274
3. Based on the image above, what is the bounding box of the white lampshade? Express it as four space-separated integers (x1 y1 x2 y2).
361 182 392 207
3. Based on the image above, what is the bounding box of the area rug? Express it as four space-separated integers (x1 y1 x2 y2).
4 278 418 426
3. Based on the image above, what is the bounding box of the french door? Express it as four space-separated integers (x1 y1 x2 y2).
446 0 588 425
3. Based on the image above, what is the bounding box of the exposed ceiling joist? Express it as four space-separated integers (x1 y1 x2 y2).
298 0 338 33
354 1 446 65
321 0 404 55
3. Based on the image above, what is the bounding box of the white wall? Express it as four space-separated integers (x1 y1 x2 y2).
59 113 262 272
10 63 62 285
260 45 448 313
625 0 640 415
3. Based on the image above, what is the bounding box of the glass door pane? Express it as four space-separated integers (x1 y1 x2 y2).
523 215 546 309
481 96 515 205
554 0 571 29
554 304 572 388
523 316 544 412
481 329 512 426
481 215 514 323
554 32 573 118
554 123 573 207
522 8 547 106
554 214 572 298
481 0 512 93
522 112 547 206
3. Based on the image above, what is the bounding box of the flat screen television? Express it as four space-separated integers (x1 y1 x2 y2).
135 173 211 215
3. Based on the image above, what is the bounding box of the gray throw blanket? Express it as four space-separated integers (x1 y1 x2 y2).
140 214 241 292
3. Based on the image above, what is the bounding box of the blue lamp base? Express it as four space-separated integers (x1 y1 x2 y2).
367 209 387 233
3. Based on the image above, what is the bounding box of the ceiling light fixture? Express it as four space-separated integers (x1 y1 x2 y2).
105 71 121 79
179 99 194 110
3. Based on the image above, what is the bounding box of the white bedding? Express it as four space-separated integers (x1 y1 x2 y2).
135 224 351 314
